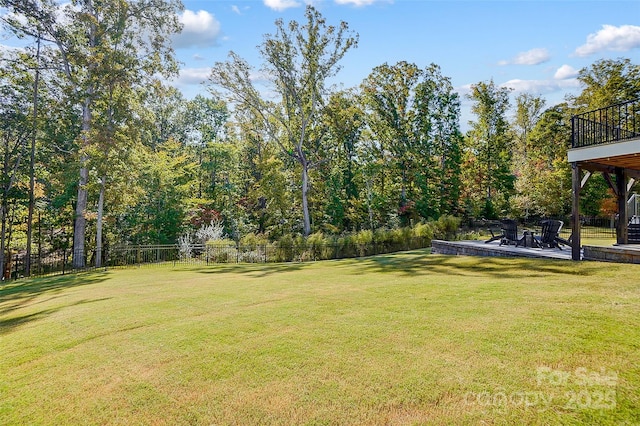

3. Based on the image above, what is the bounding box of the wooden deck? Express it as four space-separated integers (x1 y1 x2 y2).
432 240 640 263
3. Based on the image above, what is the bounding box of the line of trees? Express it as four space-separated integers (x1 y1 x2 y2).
1 2 639 275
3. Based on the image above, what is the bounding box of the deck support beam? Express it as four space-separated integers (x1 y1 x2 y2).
571 163 582 261
616 167 628 245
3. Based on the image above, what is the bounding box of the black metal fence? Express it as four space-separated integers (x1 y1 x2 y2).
1 218 619 282
476 217 617 240
572 98 640 148
2 237 432 282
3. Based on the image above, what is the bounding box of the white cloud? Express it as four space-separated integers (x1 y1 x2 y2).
176 67 211 86
498 48 550 66
575 24 640 57
173 10 221 49
554 64 578 80
231 5 241 14
500 78 579 94
264 0 301 11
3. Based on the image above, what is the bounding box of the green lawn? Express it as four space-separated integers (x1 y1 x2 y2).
1 251 639 425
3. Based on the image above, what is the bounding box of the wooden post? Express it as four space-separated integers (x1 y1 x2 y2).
616 167 628 245
571 163 581 261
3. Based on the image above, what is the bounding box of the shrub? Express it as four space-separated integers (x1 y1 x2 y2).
274 234 295 262
205 239 237 263
178 234 192 260
306 232 336 260
354 229 374 256
433 215 461 240
412 222 434 240
196 219 226 244
240 233 268 251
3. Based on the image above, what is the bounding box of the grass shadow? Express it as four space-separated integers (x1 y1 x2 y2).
0 272 111 316
0 308 61 334
193 262 308 278
354 249 608 279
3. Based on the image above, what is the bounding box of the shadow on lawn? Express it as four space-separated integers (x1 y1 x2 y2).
355 249 607 279
0 297 112 335
190 249 612 280
0 272 111 316
194 262 307 278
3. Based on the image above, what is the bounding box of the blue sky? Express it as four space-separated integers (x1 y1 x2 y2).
173 0 640 127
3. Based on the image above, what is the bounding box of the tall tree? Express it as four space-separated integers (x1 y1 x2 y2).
512 93 545 161
2 0 183 267
182 95 229 199
0 58 33 278
362 61 422 221
569 58 640 112
511 104 572 218
209 5 358 236
319 89 365 232
464 80 514 218
414 63 463 217
362 62 462 223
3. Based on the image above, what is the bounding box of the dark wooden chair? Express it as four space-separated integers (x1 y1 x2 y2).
536 219 570 249
485 219 519 246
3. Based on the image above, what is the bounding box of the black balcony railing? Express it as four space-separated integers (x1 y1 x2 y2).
572 98 640 148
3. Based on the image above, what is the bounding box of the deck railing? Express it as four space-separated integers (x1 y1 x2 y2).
572 98 640 148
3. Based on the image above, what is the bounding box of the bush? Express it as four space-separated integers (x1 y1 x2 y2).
205 239 237 263
306 232 336 260
240 233 268 251
433 215 461 240
354 229 374 256
274 234 295 262
412 222 434 240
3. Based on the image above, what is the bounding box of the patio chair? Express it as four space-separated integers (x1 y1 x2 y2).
536 219 570 249
485 219 519 246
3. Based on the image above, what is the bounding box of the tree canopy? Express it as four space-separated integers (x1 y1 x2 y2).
0 2 637 274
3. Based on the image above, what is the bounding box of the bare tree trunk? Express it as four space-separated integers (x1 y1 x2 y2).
301 160 311 237
26 35 41 276
74 98 91 269
73 161 88 269
95 175 105 268
0 204 6 280
72 0 96 269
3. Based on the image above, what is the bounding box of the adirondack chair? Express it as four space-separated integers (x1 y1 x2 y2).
536 219 569 249
485 219 519 246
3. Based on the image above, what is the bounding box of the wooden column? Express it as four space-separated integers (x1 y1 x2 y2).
616 167 628 244
571 163 581 261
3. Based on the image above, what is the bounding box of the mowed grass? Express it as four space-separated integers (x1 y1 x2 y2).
1 251 639 425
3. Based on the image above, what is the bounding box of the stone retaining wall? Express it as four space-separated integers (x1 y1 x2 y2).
583 245 640 264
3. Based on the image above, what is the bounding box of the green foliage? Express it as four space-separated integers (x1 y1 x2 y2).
361 62 463 223
569 58 640 112
205 238 237 263
0 0 635 261
412 222 434 240
432 215 461 240
239 233 269 250
463 79 515 219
